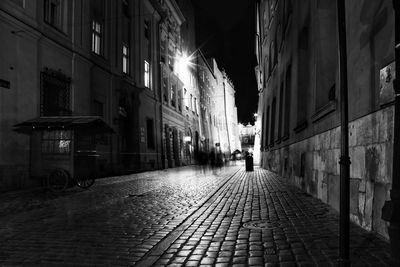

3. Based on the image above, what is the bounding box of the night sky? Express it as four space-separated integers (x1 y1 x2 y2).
192 0 258 124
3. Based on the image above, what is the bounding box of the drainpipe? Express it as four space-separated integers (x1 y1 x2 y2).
337 0 351 266
382 0 400 262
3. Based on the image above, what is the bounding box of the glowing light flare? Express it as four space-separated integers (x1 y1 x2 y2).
175 52 196 80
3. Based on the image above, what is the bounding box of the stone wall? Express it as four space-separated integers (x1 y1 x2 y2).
261 106 393 239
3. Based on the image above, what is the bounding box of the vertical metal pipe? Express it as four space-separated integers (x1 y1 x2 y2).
336 0 351 265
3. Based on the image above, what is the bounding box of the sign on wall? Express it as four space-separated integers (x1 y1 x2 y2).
379 61 396 106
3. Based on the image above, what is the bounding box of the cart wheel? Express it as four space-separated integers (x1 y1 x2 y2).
76 175 95 189
47 169 69 193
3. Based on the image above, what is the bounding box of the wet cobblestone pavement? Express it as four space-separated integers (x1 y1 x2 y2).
0 165 398 266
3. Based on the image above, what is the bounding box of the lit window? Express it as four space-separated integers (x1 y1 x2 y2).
144 60 150 88
92 20 102 55
122 44 129 74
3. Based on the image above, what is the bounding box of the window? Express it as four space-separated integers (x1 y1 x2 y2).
271 98 276 145
144 20 151 60
40 69 71 116
268 43 273 76
44 0 63 29
147 118 155 149
178 90 182 112
184 88 188 110
94 100 104 117
163 78 168 102
278 83 284 139
194 97 198 114
261 112 265 149
42 130 72 154
284 65 292 137
92 20 103 55
190 94 193 111
274 31 278 65
122 0 129 17
122 44 129 74
265 106 270 148
168 47 174 71
144 60 150 88
296 26 309 127
144 20 150 40
171 84 176 107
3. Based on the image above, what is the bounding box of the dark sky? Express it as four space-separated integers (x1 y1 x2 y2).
192 0 258 124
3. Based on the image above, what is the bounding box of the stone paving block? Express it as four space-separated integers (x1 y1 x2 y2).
199 257 215 265
232 256 247 264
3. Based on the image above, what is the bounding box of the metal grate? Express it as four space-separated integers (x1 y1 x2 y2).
242 220 282 230
40 68 71 116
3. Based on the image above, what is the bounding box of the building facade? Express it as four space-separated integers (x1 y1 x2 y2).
223 73 241 154
197 50 217 154
255 0 395 239
0 0 240 192
157 0 200 168
0 0 163 191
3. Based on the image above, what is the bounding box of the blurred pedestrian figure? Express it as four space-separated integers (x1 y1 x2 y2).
216 151 223 168
210 149 216 167
245 151 254 171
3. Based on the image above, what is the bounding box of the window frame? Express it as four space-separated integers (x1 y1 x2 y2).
144 60 151 88
122 43 130 74
44 0 64 30
92 20 103 55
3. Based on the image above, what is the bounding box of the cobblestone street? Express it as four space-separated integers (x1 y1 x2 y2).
0 165 397 266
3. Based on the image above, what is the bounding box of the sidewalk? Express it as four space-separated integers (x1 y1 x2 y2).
142 167 397 266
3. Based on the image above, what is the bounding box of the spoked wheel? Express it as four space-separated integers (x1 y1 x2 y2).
76 175 95 189
47 169 69 193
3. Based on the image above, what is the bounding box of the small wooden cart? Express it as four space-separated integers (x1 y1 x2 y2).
14 116 114 192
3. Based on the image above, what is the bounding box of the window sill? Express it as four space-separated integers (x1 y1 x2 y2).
311 100 337 123
294 120 308 133
44 21 68 37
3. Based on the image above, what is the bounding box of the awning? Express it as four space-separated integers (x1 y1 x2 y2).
13 116 115 134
